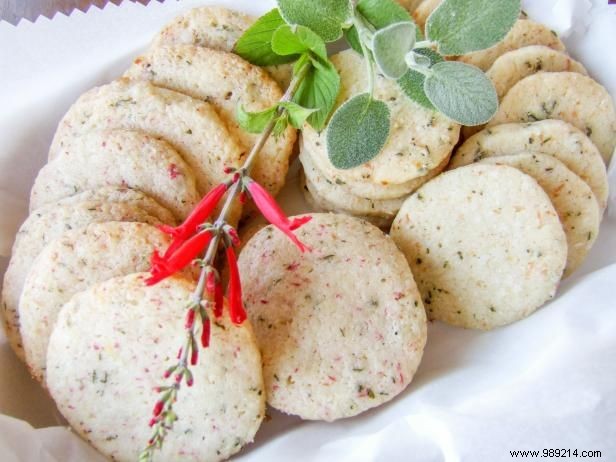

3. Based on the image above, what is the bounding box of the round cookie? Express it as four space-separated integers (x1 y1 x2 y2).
49 78 243 195
31 130 199 220
479 153 600 277
46 274 264 462
304 50 459 190
19 222 173 382
239 213 427 421
1 201 161 361
457 19 566 71
451 120 609 211
125 45 295 198
487 72 616 163
391 164 567 330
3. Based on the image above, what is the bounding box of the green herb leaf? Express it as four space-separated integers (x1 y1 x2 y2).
397 48 443 110
237 105 277 134
423 61 498 125
327 93 390 169
372 21 416 79
271 24 327 60
273 112 290 137
426 0 521 56
344 27 362 55
279 102 318 128
276 0 352 42
234 9 295 66
293 57 341 131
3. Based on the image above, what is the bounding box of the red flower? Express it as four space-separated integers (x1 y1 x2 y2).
158 183 228 257
214 279 224 318
245 179 312 252
146 231 213 286
201 317 211 348
225 246 246 324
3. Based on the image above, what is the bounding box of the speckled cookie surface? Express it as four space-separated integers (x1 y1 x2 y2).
49 78 243 194
46 274 264 462
31 130 199 220
451 120 608 212
304 50 459 190
125 45 295 198
487 72 616 163
479 153 600 277
1 201 161 361
19 222 172 382
391 164 567 330
239 213 427 421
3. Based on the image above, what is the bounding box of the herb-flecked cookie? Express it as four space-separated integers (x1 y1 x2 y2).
487 72 616 163
450 120 608 211
49 78 243 195
19 222 173 383
239 213 427 421
1 201 162 361
125 45 295 198
31 129 200 220
304 50 459 195
46 274 264 462
391 164 567 330
479 153 600 277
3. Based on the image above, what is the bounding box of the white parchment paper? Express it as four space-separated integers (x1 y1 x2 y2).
0 1 615 460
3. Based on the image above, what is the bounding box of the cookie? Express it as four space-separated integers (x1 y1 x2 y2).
125 45 295 198
49 78 243 195
487 72 616 163
304 50 459 190
479 153 600 277
46 273 264 462
239 213 427 421
31 129 199 220
451 120 608 211
391 164 567 330
1 201 161 361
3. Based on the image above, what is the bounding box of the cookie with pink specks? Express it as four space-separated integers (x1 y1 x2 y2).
46 273 264 462
239 213 427 421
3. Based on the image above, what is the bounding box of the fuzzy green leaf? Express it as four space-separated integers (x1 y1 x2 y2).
372 22 416 79
277 0 352 42
327 93 390 169
234 9 295 66
423 61 498 125
426 0 521 56
397 48 443 110
279 102 318 128
271 24 327 60
293 57 341 131
237 105 277 134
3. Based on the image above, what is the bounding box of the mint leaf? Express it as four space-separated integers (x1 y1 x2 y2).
237 105 277 134
277 0 352 42
423 61 498 125
279 102 318 128
327 93 390 169
234 9 295 66
293 57 341 131
271 25 327 60
372 22 416 79
426 0 521 56
397 48 443 110
344 27 362 55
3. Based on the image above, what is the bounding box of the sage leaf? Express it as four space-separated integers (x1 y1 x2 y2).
237 105 277 134
423 61 498 125
271 25 327 60
372 22 416 79
397 48 443 110
327 93 390 169
293 57 341 131
426 0 521 56
234 9 295 66
277 0 352 42
279 102 318 128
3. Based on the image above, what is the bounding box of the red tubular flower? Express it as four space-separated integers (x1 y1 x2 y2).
201 318 211 348
158 183 228 256
190 347 199 366
245 179 312 252
225 246 247 325
153 400 164 417
185 309 195 329
214 279 224 318
146 231 213 286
